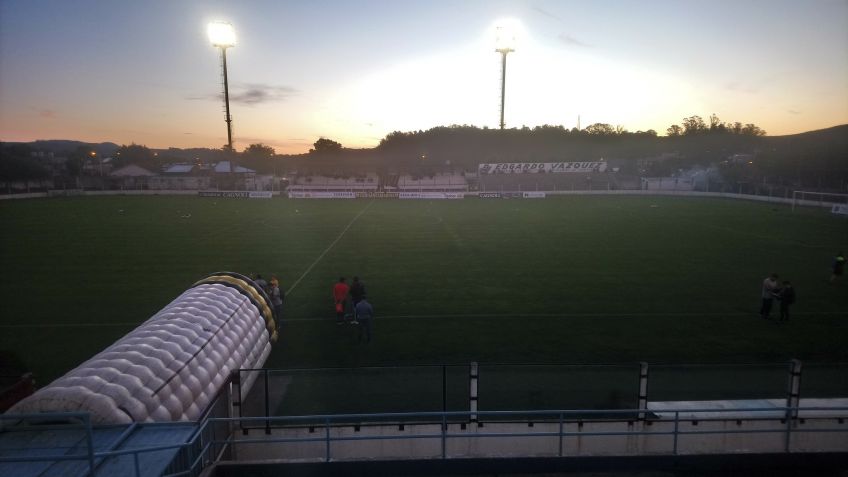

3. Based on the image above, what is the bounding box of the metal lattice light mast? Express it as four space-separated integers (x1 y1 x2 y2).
208 21 237 172
495 25 516 130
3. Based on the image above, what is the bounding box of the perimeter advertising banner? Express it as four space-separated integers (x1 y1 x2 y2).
200 191 274 198
478 162 607 174
287 191 355 199
356 191 399 199
399 192 464 199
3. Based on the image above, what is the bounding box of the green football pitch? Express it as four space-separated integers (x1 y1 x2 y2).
1 195 846 386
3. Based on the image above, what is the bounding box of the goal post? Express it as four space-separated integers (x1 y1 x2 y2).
791 190 848 213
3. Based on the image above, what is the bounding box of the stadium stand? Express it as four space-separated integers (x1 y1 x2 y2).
642 177 696 191
478 172 615 192
397 173 468 192
287 174 378 192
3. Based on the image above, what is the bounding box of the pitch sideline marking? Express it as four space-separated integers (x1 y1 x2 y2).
285 200 375 296
3 310 845 328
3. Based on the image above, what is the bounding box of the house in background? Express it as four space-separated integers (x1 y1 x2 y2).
149 163 211 190
110 164 156 189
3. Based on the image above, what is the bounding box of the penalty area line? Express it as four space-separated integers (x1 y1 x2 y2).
286 200 375 296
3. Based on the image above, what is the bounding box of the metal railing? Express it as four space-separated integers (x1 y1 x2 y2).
3 405 847 476
234 362 848 431
215 406 848 462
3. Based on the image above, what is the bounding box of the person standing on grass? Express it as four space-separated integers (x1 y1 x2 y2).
760 273 780 320
333 277 350 324
349 276 366 324
355 297 374 343
269 276 284 321
777 281 795 322
832 252 845 283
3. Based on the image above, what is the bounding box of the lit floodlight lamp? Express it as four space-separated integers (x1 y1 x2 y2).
208 21 236 48
494 25 516 53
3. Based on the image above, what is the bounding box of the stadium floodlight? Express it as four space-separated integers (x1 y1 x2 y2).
207 21 236 48
495 24 516 130
208 21 236 170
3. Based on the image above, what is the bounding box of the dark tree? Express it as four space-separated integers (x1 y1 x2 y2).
666 124 683 137
310 138 343 154
0 143 48 183
585 123 615 136
65 145 91 176
682 116 707 135
243 143 276 157
115 143 154 163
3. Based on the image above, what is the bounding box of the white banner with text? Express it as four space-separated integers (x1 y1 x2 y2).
287 191 356 199
478 162 607 174
399 192 464 200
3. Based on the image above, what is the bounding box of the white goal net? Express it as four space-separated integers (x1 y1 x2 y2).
791 191 848 214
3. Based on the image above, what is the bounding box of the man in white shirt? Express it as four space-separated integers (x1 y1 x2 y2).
760 273 779 320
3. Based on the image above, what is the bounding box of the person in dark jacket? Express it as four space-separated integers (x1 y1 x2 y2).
349 276 366 323
778 281 795 322
355 298 374 343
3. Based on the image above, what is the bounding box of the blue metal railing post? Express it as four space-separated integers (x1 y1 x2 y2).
558 412 564 457
133 452 141 477
784 407 793 452
673 411 679 455
442 365 447 414
325 417 331 462
441 413 447 459
264 369 271 434
84 414 95 477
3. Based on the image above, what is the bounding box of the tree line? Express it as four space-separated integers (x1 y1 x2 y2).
3 114 845 192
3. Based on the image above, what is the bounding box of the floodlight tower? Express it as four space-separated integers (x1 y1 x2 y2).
495 25 516 130
208 21 236 171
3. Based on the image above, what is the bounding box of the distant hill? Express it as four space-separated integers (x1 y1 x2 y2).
8 125 846 185
764 124 848 154
24 140 120 157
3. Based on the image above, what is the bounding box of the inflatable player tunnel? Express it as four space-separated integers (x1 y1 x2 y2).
7 272 277 424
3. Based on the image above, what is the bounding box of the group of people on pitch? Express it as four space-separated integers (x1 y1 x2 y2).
333 276 374 342
759 252 845 322
253 274 285 321
759 274 795 322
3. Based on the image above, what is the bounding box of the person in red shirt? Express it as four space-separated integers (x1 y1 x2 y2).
333 277 350 324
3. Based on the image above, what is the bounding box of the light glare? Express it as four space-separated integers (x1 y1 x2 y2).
494 20 520 52
207 21 236 48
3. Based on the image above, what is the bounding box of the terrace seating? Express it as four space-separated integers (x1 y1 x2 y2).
478 172 614 192
287 174 378 191
397 173 468 192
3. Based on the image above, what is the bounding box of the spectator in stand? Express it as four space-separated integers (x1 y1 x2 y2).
832 252 845 283
350 276 366 324
253 274 268 293
355 297 374 343
760 273 780 320
777 281 795 322
333 277 350 324
269 276 284 322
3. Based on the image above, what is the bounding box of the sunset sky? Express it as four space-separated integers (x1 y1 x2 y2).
1 0 846 154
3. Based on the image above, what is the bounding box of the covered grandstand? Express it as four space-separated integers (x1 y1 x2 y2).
396 173 468 192
287 174 378 192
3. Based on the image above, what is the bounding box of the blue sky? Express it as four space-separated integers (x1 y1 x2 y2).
1 0 846 153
